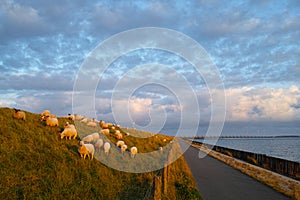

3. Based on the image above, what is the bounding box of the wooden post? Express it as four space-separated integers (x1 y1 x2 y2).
163 162 168 195
154 176 162 200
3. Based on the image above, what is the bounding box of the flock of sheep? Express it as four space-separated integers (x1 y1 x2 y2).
13 108 138 161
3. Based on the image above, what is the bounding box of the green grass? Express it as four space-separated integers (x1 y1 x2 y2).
0 107 201 199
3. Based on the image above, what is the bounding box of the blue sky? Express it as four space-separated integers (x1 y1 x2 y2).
0 0 300 132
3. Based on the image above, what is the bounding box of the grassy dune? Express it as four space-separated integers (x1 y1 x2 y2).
0 108 201 199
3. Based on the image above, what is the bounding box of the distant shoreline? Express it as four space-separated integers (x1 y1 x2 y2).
183 135 300 139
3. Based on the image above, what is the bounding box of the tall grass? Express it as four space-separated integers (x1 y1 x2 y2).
0 108 201 199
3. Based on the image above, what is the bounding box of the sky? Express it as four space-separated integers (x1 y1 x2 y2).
0 0 300 135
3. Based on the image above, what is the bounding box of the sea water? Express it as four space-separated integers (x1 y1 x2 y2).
194 137 300 163
161 121 300 162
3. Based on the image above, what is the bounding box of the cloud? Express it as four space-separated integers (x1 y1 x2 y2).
0 72 74 91
0 0 299 132
0 0 46 42
226 86 300 121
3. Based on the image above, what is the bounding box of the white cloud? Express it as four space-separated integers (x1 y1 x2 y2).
225 86 300 121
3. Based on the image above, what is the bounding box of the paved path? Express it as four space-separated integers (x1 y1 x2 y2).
179 141 291 200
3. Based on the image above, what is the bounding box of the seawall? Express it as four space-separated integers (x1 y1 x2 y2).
189 140 300 199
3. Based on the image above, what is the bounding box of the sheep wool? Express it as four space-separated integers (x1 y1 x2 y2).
61 127 77 140
41 110 50 117
100 129 110 135
130 147 138 158
45 116 58 127
121 144 127 155
13 109 26 120
104 142 111 156
116 140 125 148
87 121 97 128
81 135 93 143
90 132 100 142
94 139 104 152
78 143 95 160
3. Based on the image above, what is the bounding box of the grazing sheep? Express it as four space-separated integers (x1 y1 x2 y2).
100 120 108 129
130 146 138 158
78 141 95 160
107 123 113 129
100 129 110 135
121 144 127 155
116 140 125 148
90 132 100 142
13 109 26 120
81 135 93 143
67 114 75 120
115 132 123 140
94 139 104 152
87 121 97 128
44 115 58 127
158 147 163 151
124 132 130 136
104 142 111 156
64 122 75 129
78 143 89 159
130 147 138 158
75 114 84 121
92 118 99 123
61 125 77 140
41 110 50 117
80 117 89 123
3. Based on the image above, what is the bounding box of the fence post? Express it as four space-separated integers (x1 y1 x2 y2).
163 162 168 195
154 176 162 200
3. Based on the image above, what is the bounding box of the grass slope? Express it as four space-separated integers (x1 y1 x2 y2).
0 108 201 199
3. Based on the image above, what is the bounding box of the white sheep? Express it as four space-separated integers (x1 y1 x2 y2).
121 144 127 155
107 123 113 128
116 140 125 148
92 118 99 123
94 139 104 152
41 110 50 117
100 129 110 135
13 109 26 120
115 132 123 140
44 115 58 127
158 147 163 151
67 114 75 120
81 135 93 143
100 120 109 129
130 146 138 158
124 131 130 136
80 117 89 123
90 132 100 142
104 142 111 156
64 122 75 129
75 114 84 121
61 126 77 140
78 141 95 160
87 121 97 128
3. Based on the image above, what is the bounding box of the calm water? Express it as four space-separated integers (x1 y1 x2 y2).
194 137 300 163
160 121 300 162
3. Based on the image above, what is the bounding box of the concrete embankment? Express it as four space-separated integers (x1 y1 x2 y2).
188 141 300 199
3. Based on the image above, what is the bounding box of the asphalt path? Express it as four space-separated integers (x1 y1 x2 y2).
179 141 291 200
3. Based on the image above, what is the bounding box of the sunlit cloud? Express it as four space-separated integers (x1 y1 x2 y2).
0 0 299 128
